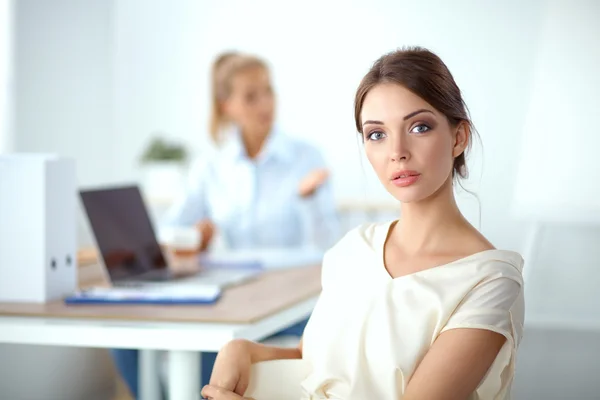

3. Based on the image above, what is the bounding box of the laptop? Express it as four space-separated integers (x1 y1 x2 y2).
79 185 260 290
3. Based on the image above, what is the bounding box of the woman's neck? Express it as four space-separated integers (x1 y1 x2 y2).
241 128 270 159
395 177 468 255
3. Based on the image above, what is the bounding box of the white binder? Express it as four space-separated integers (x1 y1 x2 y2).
0 154 77 302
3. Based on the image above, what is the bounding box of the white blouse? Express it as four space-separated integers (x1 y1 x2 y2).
301 220 525 399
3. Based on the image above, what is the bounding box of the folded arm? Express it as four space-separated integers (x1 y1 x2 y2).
248 337 303 364
203 337 304 399
403 328 506 400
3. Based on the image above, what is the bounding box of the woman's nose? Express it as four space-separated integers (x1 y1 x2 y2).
390 134 410 162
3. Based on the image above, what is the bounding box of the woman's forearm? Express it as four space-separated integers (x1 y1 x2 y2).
246 340 302 364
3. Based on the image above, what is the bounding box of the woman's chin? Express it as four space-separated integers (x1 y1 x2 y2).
387 185 431 204
256 119 273 132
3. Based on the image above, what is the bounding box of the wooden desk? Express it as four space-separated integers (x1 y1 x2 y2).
0 265 321 324
0 259 322 400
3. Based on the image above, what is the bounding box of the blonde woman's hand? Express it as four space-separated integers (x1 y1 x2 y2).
298 168 330 198
196 219 215 251
170 219 215 256
207 339 253 396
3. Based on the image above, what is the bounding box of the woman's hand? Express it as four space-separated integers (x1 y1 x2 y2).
298 168 330 198
201 385 254 400
196 219 215 251
207 339 253 396
169 219 215 257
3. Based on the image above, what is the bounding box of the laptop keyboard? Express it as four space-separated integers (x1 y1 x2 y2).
116 268 260 290
178 268 260 288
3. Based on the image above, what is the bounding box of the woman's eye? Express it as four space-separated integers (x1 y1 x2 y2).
367 131 386 141
411 124 431 134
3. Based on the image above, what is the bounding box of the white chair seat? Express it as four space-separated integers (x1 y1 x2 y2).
244 359 311 400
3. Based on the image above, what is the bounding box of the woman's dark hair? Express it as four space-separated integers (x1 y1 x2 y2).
354 46 475 180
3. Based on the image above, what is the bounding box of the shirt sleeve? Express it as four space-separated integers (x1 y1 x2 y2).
441 273 525 399
161 158 209 227
298 148 341 250
442 275 523 339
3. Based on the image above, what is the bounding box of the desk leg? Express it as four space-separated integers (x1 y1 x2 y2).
168 350 201 400
139 349 161 400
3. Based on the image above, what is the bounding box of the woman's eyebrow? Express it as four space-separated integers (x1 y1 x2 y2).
362 109 434 127
403 109 434 120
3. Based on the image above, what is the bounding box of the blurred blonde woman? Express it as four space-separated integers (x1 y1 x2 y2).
112 51 340 399
164 51 340 252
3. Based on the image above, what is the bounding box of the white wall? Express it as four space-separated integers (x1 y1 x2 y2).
513 0 600 224
515 0 600 327
14 0 116 187
0 0 13 154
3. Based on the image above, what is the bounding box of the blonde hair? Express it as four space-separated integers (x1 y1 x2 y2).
209 52 269 143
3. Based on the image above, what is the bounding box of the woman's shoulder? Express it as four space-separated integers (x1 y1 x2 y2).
465 248 525 281
445 225 524 280
438 248 525 303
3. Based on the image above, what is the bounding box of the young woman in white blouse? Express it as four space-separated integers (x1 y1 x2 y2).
112 52 340 399
201 47 525 400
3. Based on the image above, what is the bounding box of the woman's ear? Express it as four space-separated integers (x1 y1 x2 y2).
453 122 470 158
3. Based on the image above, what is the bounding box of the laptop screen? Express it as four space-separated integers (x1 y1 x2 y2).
80 185 168 281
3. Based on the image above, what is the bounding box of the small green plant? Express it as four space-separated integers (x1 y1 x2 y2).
140 137 188 164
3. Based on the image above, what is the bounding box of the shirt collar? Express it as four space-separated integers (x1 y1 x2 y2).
221 125 293 163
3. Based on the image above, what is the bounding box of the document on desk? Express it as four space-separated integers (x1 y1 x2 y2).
64 285 221 305
200 247 324 270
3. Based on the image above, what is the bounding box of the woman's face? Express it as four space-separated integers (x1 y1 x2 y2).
223 66 275 138
360 83 468 203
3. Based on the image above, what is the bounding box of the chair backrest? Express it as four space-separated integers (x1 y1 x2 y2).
244 359 311 400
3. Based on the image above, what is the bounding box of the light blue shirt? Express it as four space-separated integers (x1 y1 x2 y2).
163 128 340 250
